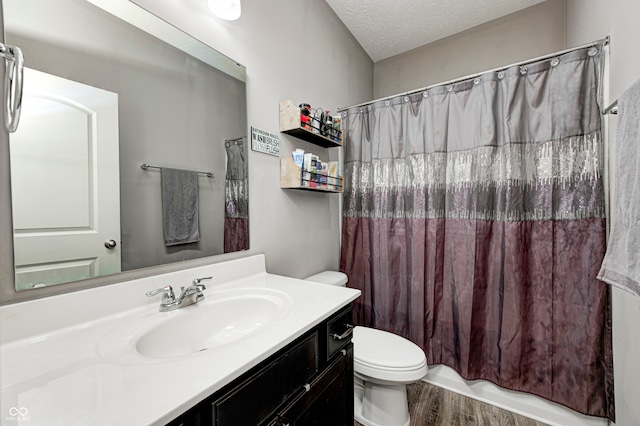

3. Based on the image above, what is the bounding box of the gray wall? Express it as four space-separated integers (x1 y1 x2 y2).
131 0 375 279
566 0 640 424
373 0 566 99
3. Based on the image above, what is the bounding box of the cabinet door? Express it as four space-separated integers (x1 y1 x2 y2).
213 332 319 426
277 344 353 426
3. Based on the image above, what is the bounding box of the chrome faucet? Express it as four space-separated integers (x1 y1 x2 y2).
146 276 212 312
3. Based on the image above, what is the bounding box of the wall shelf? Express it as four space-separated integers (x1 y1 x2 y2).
279 100 342 148
279 99 343 193
280 158 343 193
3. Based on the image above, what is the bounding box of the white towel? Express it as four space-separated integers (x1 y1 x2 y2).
161 167 200 246
598 79 640 298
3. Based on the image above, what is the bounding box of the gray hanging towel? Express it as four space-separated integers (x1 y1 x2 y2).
161 167 200 246
598 79 640 299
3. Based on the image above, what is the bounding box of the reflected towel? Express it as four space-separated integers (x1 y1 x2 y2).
161 167 200 246
598 79 640 298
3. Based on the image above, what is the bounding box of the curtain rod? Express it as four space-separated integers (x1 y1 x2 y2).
338 36 610 112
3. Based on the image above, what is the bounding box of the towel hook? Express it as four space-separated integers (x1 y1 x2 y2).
0 42 24 133
602 100 618 115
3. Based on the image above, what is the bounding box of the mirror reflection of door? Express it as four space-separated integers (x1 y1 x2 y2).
10 68 120 290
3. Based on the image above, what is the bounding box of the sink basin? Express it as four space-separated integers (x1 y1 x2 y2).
137 291 289 358
98 288 292 363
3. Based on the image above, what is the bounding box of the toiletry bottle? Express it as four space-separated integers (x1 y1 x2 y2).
292 149 305 168
320 162 328 188
312 109 322 134
302 152 313 186
310 154 319 187
333 115 341 142
316 159 322 187
324 112 333 138
299 103 311 130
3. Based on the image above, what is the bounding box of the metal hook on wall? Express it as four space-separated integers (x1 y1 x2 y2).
0 42 24 133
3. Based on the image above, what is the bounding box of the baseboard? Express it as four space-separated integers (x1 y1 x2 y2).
422 365 608 426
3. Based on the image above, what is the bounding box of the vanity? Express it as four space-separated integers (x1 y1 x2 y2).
0 255 360 425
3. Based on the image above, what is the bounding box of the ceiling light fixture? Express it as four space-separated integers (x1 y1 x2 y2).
207 0 241 21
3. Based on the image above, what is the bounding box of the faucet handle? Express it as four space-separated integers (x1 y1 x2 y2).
146 285 175 303
192 276 212 290
193 276 212 285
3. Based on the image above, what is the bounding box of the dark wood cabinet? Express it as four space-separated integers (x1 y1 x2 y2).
166 305 354 426
213 332 319 426
277 345 353 426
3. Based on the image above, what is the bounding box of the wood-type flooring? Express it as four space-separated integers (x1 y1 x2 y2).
354 381 549 426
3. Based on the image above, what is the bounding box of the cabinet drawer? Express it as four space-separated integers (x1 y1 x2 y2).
213 331 319 426
326 306 353 361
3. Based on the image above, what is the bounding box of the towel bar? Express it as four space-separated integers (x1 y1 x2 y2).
140 163 214 178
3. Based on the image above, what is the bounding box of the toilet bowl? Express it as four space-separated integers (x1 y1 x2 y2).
306 271 428 426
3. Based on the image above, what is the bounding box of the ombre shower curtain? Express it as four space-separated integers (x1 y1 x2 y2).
340 45 614 419
224 137 249 253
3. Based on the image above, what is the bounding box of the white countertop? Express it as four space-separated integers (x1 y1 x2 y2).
0 255 360 425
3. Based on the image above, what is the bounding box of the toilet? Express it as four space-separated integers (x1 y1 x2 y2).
306 271 427 426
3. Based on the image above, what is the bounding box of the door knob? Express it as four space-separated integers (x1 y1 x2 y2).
104 239 117 249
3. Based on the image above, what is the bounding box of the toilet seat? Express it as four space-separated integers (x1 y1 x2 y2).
352 326 427 383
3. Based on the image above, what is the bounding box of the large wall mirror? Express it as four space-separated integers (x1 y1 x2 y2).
5 0 248 292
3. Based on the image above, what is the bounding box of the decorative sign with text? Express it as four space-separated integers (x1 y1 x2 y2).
251 127 280 156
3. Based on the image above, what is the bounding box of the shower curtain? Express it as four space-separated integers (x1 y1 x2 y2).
340 45 614 419
224 138 249 252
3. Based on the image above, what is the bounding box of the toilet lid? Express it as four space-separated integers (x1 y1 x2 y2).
352 326 426 370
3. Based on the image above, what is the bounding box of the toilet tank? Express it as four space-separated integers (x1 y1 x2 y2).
305 271 348 287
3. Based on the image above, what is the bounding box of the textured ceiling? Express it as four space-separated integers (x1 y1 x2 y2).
325 0 549 62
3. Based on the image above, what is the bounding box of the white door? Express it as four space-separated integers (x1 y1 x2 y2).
10 68 120 290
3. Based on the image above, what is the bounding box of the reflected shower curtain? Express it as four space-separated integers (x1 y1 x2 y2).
224 138 249 252
340 45 614 419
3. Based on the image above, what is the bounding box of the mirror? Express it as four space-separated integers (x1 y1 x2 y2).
5 0 248 291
